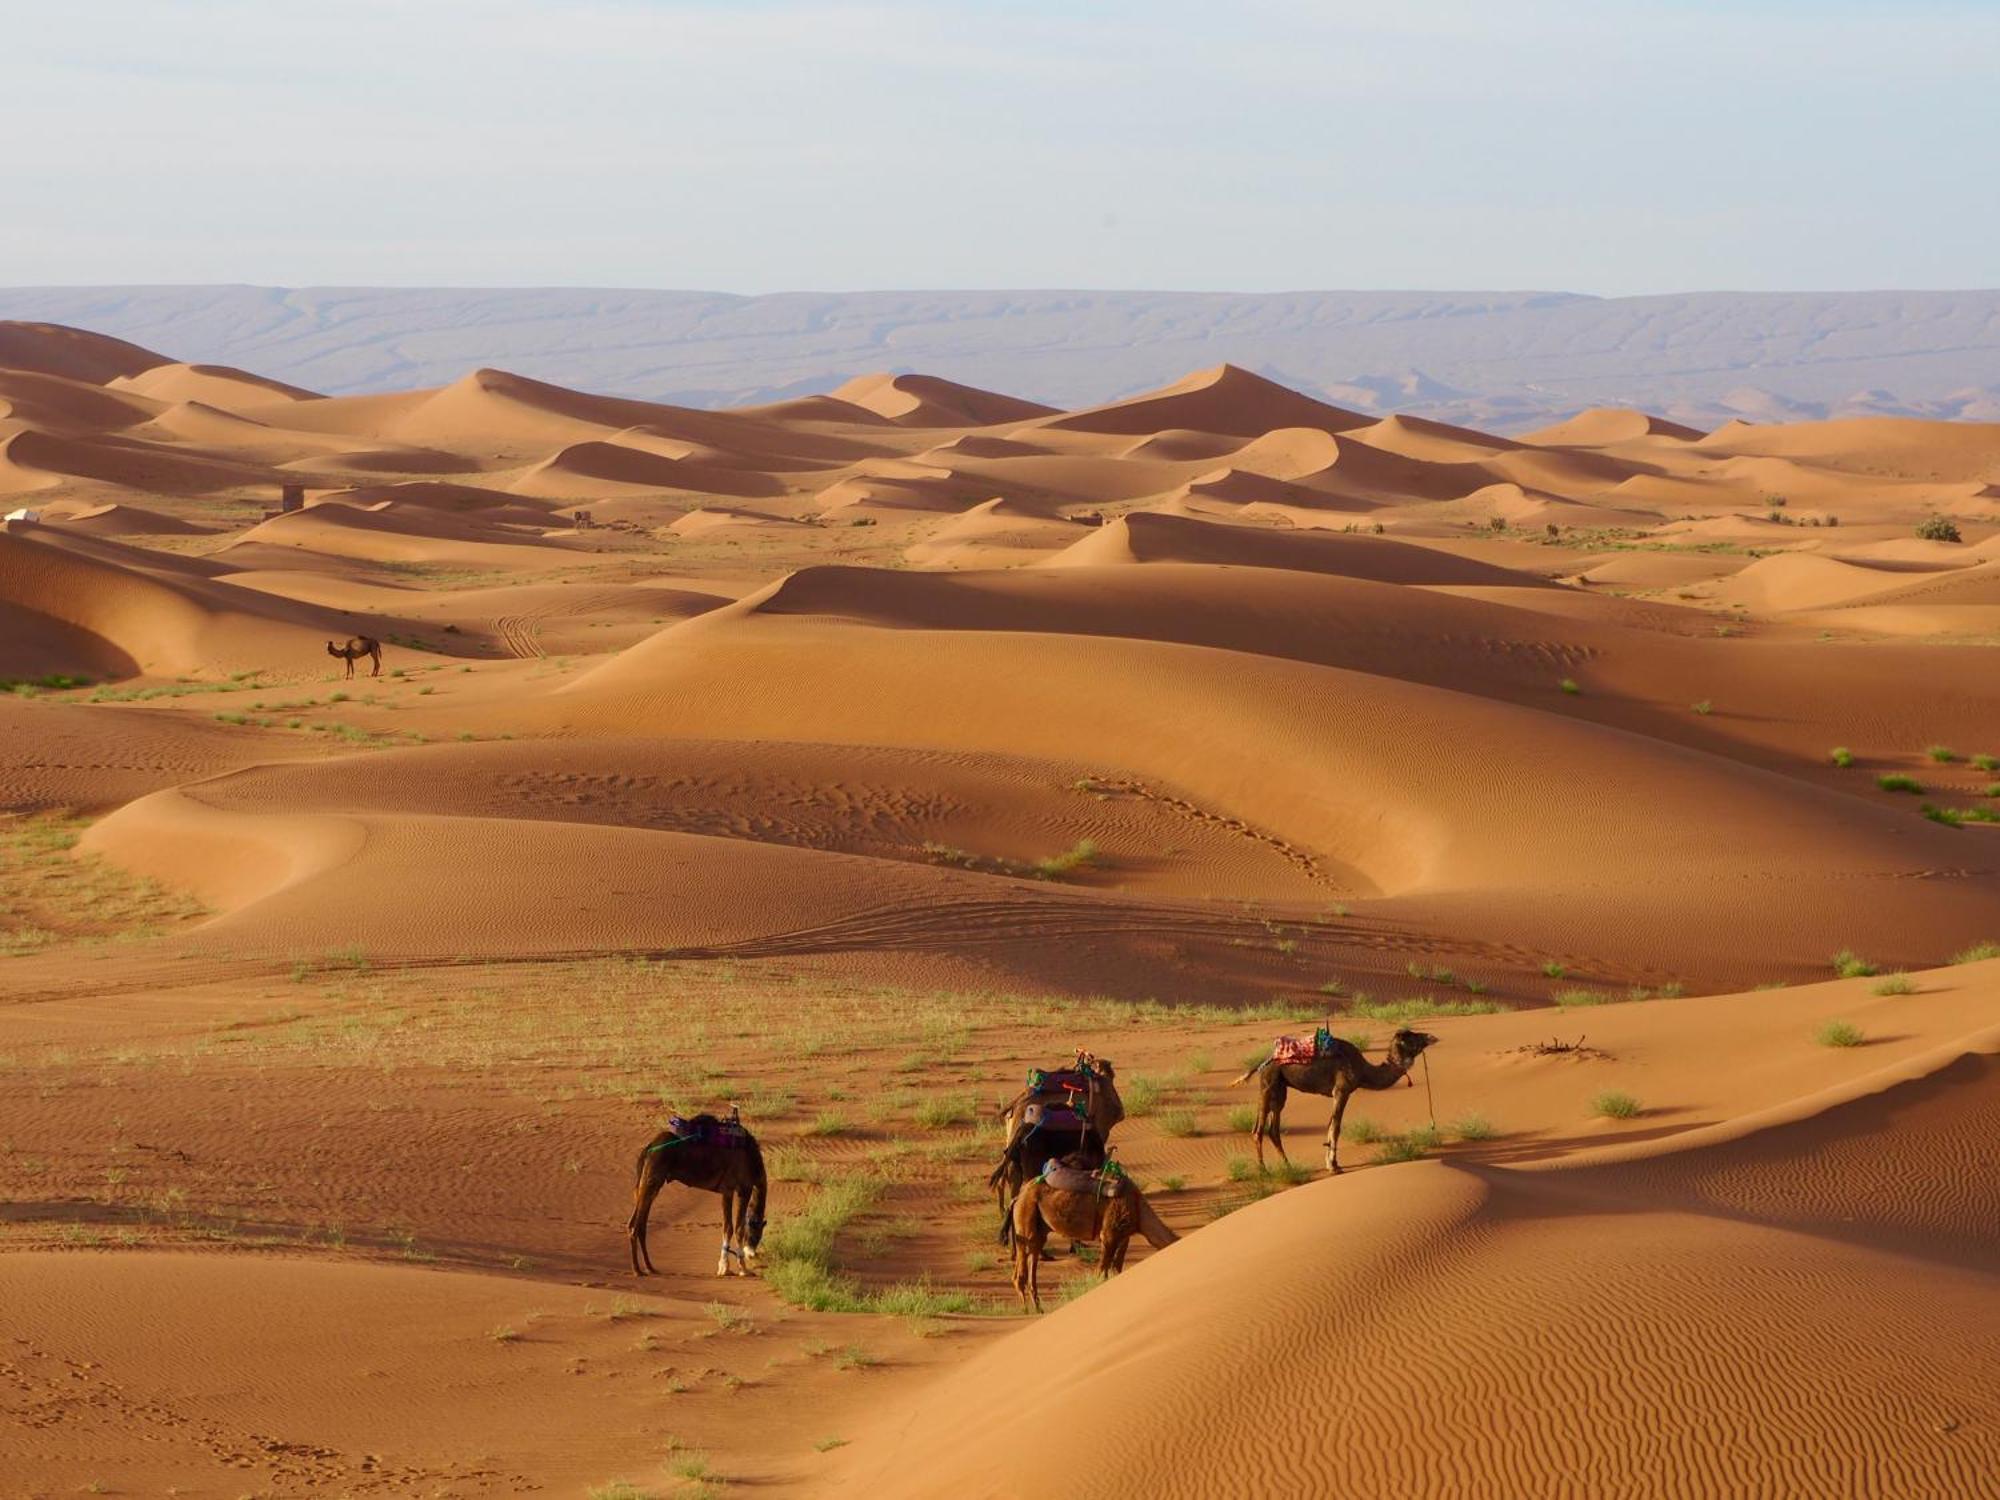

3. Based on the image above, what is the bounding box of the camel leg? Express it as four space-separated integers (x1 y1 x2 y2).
369 651 380 678
628 1168 668 1277
724 1192 748 1272
996 1155 1018 1247
1325 1085 1353 1175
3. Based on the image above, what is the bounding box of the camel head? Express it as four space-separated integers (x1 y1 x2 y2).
744 1213 767 1251
1389 1028 1440 1066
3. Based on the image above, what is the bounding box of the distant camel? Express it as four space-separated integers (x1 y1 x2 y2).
627 1113 769 1277
1232 1028 1440 1174
1009 1163 1178 1313
987 1056 1123 1246
326 635 382 679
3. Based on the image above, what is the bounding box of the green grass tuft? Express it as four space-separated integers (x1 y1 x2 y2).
1815 1020 1864 1048
1591 1091 1642 1120
1829 746 1854 768
1876 773 1923 794
1830 949 1878 979
1950 940 2000 965
1870 973 1916 997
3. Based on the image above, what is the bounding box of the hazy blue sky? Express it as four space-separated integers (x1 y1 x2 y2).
1 0 1993 294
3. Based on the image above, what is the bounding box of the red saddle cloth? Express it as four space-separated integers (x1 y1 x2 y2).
1272 1034 1317 1066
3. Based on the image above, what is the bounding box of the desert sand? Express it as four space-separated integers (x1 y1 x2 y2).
2 321 1996 1498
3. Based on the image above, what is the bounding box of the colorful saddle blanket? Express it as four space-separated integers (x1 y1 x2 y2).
1271 1027 1339 1066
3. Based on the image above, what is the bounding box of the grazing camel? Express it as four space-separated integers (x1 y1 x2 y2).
1009 1161 1178 1313
326 635 382 679
1232 1028 1440 1174
627 1113 769 1277
987 1056 1122 1246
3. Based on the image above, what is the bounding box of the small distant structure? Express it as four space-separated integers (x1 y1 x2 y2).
281 483 305 513
3 507 41 530
572 509 596 530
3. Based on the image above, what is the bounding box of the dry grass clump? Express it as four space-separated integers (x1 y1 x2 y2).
0 812 205 955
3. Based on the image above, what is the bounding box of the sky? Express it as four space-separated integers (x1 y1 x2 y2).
0 0 1994 295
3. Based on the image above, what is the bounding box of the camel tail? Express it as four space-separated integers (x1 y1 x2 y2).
1228 1058 1269 1087
1136 1192 1179 1250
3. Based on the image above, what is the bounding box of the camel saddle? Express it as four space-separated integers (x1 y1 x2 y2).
1016 1060 1124 1138
661 1111 749 1148
1271 1026 1339 1066
1039 1154 1128 1197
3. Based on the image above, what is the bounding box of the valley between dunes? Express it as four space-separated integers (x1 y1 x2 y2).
2 321 1996 1498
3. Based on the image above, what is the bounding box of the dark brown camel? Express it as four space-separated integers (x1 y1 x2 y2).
987 1057 1122 1246
626 1115 769 1277
1232 1028 1440 1174
326 635 382 679
1009 1168 1178 1313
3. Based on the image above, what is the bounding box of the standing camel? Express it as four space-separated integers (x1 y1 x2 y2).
1009 1164 1178 1313
1232 1028 1440 1174
627 1114 769 1277
326 635 382 679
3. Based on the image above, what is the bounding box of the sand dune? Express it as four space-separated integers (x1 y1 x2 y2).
512 438 788 499
0 320 169 383
1040 510 1542 583
39 499 214 535
0 426 277 495
1041 363 1373 438
111 360 322 408
1522 406 1706 446
833 371 1057 426
5 324 1999 1500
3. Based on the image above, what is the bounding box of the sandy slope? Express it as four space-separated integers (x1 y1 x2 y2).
834 980 2000 1500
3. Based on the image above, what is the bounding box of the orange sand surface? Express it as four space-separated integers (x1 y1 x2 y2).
2 321 1996 1498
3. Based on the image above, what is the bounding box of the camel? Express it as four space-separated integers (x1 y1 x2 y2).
987 1056 1122 1246
1009 1164 1178 1313
326 635 382 679
626 1113 769 1277
1232 1027 1440 1174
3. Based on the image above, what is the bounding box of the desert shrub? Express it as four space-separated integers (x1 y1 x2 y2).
1951 940 2000 965
1122 1075 1163 1116
1558 678 1581 695
1541 960 1568 979
1926 745 1959 763
1225 1104 1256 1133
1871 974 1916 996
1692 700 1713 716
1450 1113 1497 1141
1342 1116 1388 1144
1591 1091 1642 1119
1156 1108 1199 1138
1830 949 1878 979
1829 747 1854 768
911 1093 975 1130
1033 839 1098 879
1816 1020 1864 1048
1915 515 1962 543
1971 754 1998 773
1876 774 1923 794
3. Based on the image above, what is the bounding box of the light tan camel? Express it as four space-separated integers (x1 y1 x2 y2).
1232 1027 1440 1174
1009 1169 1177 1313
